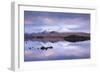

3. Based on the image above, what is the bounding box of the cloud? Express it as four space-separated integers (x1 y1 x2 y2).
24 11 90 33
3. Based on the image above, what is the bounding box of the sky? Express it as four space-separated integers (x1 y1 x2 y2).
24 11 90 33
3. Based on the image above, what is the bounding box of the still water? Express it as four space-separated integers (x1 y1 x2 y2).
24 40 90 61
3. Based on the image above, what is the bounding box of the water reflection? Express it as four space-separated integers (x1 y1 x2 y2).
24 40 90 61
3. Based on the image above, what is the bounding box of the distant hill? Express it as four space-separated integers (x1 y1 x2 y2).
27 32 90 37
24 32 90 42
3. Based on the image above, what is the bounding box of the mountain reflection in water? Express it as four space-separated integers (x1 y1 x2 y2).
24 40 90 61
